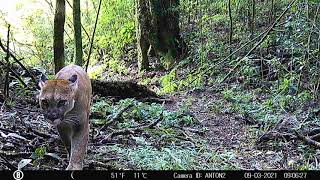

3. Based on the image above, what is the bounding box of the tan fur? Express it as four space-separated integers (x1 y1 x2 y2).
38 64 92 170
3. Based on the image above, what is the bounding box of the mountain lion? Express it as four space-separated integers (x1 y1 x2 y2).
38 64 92 170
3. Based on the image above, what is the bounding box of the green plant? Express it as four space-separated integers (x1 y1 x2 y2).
91 97 113 113
160 70 178 93
222 88 234 101
92 0 135 73
31 146 46 160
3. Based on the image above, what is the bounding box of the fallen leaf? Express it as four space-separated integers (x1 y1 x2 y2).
45 153 62 161
18 159 32 170
7 133 28 141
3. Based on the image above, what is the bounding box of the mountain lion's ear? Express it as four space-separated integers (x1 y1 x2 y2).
38 74 48 89
68 74 78 89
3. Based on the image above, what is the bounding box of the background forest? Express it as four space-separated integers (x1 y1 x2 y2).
1 0 320 170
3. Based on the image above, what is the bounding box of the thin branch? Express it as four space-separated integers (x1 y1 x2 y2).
188 18 271 85
94 103 134 138
88 158 119 169
101 104 134 130
44 0 72 40
0 39 37 85
0 151 32 158
173 125 205 136
251 0 256 38
0 61 28 89
228 0 233 60
85 0 102 72
4 25 10 98
220 0 297 83
28 128 56 139
100 112 163 143
256 131 295 143
188 0 297 85
310 133 320 141
65 0 91 42
295 130 320 149
307 128 320 136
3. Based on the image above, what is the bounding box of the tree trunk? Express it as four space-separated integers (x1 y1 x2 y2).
54 0 66 74
156 0 184 60
136 0 150 72
73 0 83 66
135 0 185 72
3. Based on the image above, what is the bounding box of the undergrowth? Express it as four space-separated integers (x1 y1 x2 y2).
90 98 240 170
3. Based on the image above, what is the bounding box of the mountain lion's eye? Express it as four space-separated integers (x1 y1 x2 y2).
58 100 67 107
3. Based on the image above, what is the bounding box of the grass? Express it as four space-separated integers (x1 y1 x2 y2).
96 143 241 170
90 97 244 170
214 83 320 170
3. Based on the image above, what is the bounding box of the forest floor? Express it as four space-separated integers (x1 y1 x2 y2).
161 87 308 170
1 78 319 170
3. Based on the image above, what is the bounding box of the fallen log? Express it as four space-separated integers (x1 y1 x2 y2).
91 79 159 99
1 62 161 101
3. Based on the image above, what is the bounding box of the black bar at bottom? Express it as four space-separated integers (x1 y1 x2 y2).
2 170 320 180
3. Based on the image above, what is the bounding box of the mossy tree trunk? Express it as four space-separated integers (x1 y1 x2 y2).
54 0 66 74
136 0 150 72
136 0 185 72
73 0 83 66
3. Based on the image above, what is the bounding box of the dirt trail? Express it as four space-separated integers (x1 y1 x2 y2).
165 89 304 170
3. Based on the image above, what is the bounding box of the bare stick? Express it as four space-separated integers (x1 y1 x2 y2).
100 112 163 143
101 104 134 130
306 128 320 136
294 130 320 149
188 0 298 85
0 60 27 88
85 0 102 72
173 125 205 135
228 0 233 60
188 18 272 85
65 0 91 42
256 131 294 143
28 128 55 139
88 158 119 169
310 133 320 141
0 151 32 158
4 25 10 98
43 0 72 40
220 0 297 83
94 103 134 138
0 127 15 133
0 39 37 85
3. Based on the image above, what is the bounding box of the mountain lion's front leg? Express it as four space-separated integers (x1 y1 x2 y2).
66 114 89 170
